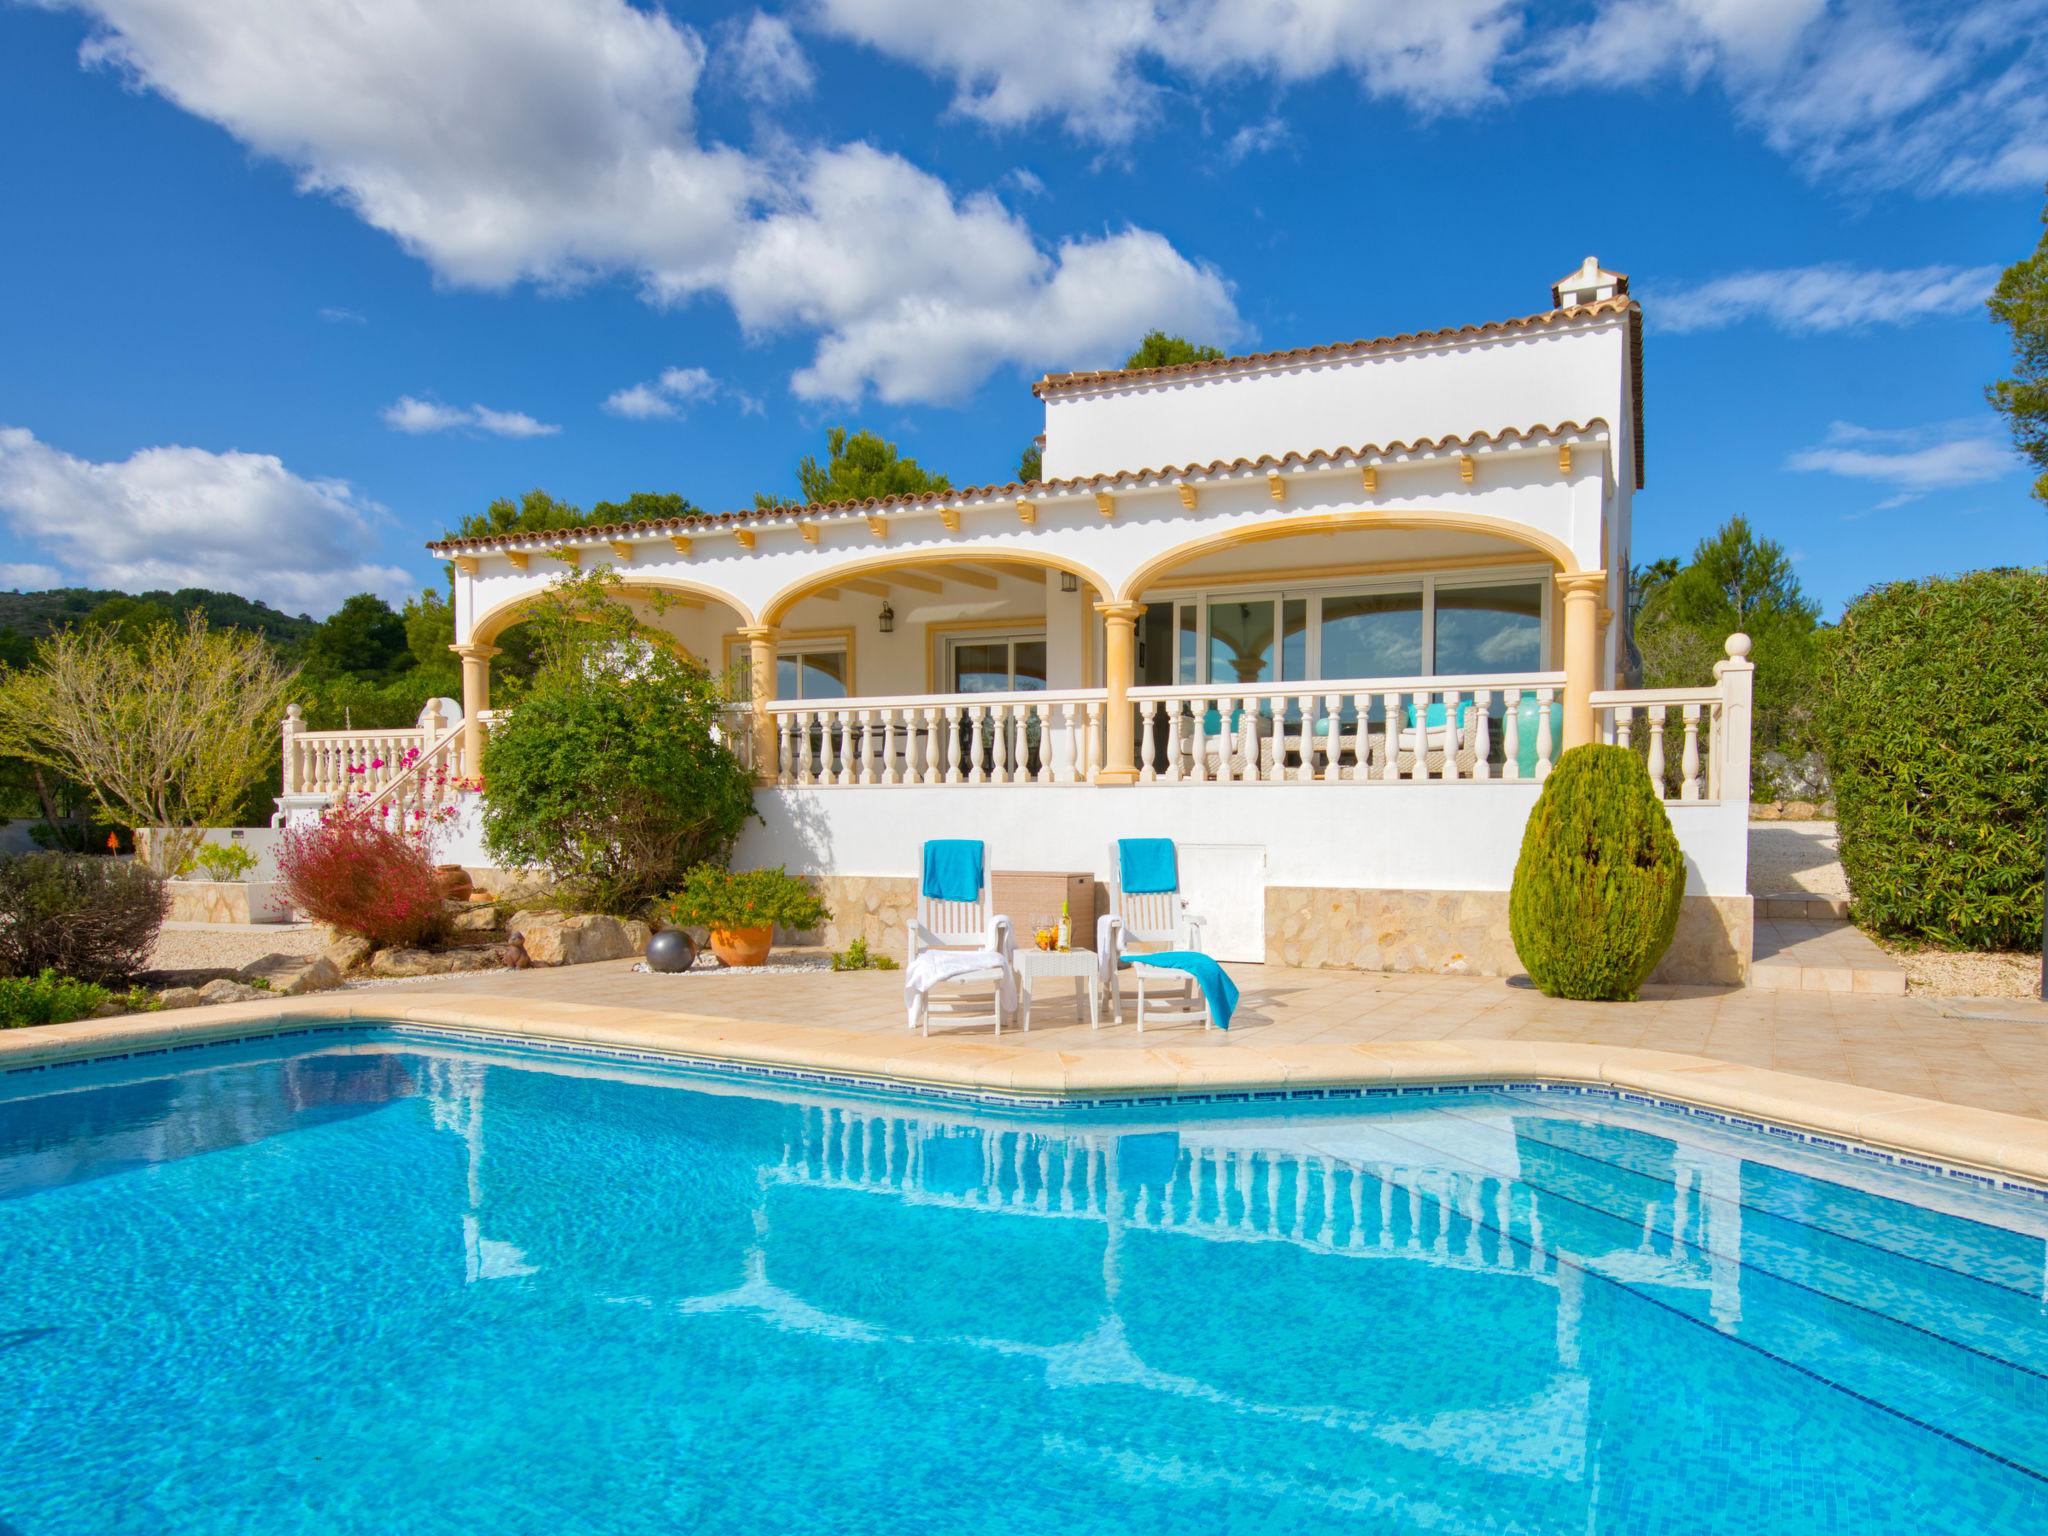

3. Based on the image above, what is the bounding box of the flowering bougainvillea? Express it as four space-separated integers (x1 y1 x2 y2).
276 790 452 948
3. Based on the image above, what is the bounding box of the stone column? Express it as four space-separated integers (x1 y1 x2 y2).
737 624 781 783
1555 571 1607 751
281 703 304 794
1094 600 1145 785
450 643 499 776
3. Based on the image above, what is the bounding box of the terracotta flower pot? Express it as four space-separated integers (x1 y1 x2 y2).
708 925 774 967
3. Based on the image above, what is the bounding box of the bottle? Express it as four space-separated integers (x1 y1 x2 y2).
1056 898 1071 952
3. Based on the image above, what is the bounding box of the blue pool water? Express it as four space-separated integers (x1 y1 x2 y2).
4 1034 2048 1534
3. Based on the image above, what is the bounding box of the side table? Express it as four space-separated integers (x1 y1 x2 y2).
1015 947 1100 1031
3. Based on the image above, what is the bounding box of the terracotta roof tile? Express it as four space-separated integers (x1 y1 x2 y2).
1031 296 1638 395
425 420 1613 556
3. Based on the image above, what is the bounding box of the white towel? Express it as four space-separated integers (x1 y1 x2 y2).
904 948 1015 1028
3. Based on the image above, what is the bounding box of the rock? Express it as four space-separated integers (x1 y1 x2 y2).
1781 800 1818 821
92 1001 127 1018
197 978 268 1006
321 934 375 974
514 911 647 967
156 986 205 1010
487 872 556 906
1751 802 1782 821
450 905 503 934
369 946 496 978
277 957 343 996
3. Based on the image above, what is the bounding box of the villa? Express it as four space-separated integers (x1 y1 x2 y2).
276 259 1755 983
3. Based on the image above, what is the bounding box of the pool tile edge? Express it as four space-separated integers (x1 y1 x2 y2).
5 992 2048 1199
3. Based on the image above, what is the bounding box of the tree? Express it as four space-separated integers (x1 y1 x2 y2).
449 488 705 543
1125 331 1226 369
478 571 755 913
80 594 178 647
766 427 951 507
307 593 413 680
1018 442 1043 482
1987 184 2048 506
1634 517 1822 786
0 614 301 872
591 491 704 523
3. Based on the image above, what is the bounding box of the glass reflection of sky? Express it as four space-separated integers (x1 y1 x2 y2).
4 1045 2046 1536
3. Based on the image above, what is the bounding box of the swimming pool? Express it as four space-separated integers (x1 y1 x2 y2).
4 1029 2046 1534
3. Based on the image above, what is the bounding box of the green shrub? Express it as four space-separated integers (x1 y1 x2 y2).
0 854 169 983
830 937 897 972
0 969 159 1027
479 575 756 915
1508 745 1687 1000
659 865 831 932
180 842 260 881
1819 569 2048 949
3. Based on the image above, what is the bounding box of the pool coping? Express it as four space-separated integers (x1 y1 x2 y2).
8 990 2048 1199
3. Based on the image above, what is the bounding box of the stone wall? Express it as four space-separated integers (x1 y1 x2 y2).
1265 887 1751 987
803 875 919 961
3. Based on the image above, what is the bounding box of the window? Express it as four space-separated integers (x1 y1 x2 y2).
1142 570 1545 686
1434 581 1543 674
727 638 850 701
949 634 1046 693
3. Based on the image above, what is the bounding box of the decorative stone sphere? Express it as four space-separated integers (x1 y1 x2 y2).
645 928 699 974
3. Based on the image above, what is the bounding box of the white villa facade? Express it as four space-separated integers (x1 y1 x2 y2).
279 259 1755 983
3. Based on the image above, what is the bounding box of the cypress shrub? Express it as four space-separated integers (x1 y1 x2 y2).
1819 569 2048 949
1509 745 1686 1000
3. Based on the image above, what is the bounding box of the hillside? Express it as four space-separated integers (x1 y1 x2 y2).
0 586 318 646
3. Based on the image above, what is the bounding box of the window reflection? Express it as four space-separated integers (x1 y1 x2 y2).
1435 583 1543 674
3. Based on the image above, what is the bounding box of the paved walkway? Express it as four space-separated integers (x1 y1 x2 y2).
408 957 2048 1121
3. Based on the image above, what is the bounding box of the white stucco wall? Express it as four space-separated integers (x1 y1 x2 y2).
1040 310 1634 484
733 785 1747 899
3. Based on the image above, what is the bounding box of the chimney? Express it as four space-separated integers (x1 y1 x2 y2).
1551 256 1628 309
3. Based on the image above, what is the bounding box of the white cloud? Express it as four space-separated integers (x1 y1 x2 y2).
381 397 560 437
1530 0 2048 194
0 561 66 590
815 0 1519 142
603 365 725 419
0 426 410 615
722 12 814 103
1787 420 2019 507
318 305 365 324
1223 117 1289 164
54 0 1240 405
1653 263 2001 334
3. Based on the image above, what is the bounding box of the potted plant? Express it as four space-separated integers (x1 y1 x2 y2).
167 840 292 924
659 865 831 968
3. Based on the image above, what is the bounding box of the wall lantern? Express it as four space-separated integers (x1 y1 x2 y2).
1060 571 1079 593
878 602 894 634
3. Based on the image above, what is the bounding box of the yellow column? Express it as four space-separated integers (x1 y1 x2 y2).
1094 600 1144 785
737 624 780 782
1555 571 1607 751
450 643 499 776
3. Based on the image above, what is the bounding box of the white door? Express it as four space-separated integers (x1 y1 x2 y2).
1177 844 1267 962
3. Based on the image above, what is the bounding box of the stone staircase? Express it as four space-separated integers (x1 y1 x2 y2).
1746 822 1908 995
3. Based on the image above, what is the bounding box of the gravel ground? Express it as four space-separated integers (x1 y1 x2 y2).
1747 821 1848 898
1876 940 2044 1001
148 924 328 974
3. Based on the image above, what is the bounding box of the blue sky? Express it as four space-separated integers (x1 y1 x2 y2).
1 0 2043 619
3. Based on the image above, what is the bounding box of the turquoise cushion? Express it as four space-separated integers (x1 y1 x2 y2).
1199 708 1247 734
1403 699 1474 730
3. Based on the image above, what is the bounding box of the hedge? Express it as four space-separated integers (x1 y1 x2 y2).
1508 744 1686 1000
1819 568 2048 949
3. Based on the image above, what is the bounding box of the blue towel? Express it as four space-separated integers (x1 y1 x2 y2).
921 839 983 902
1125 951 1239 1030
1118 838 1177 895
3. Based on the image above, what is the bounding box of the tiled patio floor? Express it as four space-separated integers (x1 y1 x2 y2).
409 957 2048 1122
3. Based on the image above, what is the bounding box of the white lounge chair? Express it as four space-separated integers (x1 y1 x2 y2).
906 840 1016 1034
1097 839 1208 1028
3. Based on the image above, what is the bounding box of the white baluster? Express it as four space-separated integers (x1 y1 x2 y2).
1295 694 1317 783
832 708 851 785
1706 705 1722 801
917 706 939 785
1409 693 1430 783
1189 697 1209 783
1033 704 1053 784
1085 700 1103 779
1615 710 1633 749
880 709 900 785
1137 698 1157 782
1381 690 1400 782
1164 701 1185 783
1441 690 1462 781
963 704 985 784
1346 693 1367 782
1322 693 1343 782
1215 696 1235 785
1472 689 1492 781
990 702 1011 784
1646 709 1667 797
1681 704 1701 801
1242 697 1263 783
1503 696 1521 782
1535 687 1555 779
1060 702 1081 783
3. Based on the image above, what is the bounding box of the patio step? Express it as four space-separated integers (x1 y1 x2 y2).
1755 893 1851 922
1751 918 1906 996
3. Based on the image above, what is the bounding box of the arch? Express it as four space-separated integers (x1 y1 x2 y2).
468 575 757 646
761 546 1117 626
1115 508 1580 603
